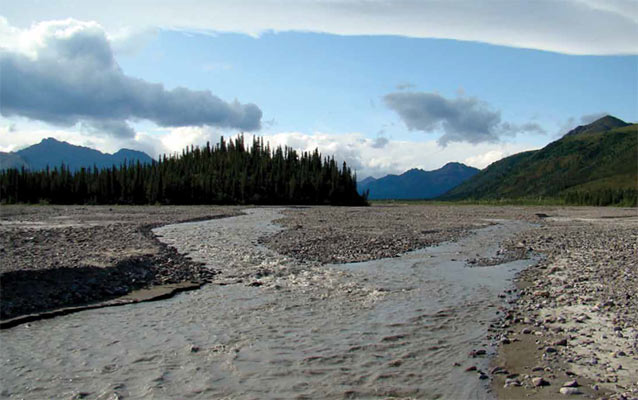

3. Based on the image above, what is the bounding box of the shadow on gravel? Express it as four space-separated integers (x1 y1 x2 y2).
0 214 235 322
0 257 157 320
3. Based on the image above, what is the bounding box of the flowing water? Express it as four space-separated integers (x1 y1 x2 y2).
0 208 536 399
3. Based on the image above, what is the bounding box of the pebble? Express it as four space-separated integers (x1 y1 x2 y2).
532 377 550 387
469 349 486 357
559 387 582 395
504 378 522 387
546 346 558 353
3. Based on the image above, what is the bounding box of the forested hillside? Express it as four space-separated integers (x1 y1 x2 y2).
440 116 637 206
0 136 368 206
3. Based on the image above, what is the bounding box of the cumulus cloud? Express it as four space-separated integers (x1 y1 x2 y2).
240 131 538 178
371 136 389 149
384 91 545 145
463 150 514 169
2 1 636 55
0 117 540 177
0 18 262 138
83 120 137 139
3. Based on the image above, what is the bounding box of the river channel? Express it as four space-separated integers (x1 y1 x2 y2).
0 208 536 399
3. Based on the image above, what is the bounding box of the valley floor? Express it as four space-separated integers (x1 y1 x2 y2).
267 205 638 399
0 204 636 399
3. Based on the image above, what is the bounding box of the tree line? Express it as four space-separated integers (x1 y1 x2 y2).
560 188 637 207
0 136 369 206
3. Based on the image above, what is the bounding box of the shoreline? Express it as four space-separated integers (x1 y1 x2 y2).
488 214 638 400
0 281 202 329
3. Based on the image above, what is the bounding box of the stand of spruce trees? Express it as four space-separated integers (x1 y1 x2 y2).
0 136 368 206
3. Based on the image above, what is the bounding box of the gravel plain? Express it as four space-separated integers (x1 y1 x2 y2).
1 204 636 400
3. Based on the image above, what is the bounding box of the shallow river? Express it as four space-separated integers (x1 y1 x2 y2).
0 208 536 399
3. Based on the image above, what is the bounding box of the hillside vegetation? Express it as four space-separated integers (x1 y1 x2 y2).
441 116 637 206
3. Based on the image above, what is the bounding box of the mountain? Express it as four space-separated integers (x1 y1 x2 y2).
358 162 480 199
563 115 629 137
440 115 637 205
0 152 29 170
0 138 154 171
358 176 377 187
111 149 155 166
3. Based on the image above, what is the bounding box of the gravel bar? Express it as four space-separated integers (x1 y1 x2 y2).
0 205 241 320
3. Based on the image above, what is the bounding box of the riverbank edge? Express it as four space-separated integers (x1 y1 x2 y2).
488 266 615 400
0 281 202 329
488 216 638 400
0 212 242 327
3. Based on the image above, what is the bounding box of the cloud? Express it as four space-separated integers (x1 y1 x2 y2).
501 122 546 136
159 126 223 156
83 120 137 139
384 91 545 145
463 150 514 169
1 1 636 55
0 18 262 138
371 136 389 149
0 118 540 177
239 131 538 178
396 82 416 90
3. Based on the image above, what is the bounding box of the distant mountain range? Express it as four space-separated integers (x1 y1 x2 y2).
0 138 154 171
4 115 635 206
440 115 637 204
358 162 479 199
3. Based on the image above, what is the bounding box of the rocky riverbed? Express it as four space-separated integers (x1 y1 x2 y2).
0 205 240 320
1 204 636 400
0 204 528 321
262 205 540 263
0 207 537 399
259 205 638 399
488 212 638 400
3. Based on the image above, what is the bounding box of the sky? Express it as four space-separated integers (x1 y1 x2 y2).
1 1 636 178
